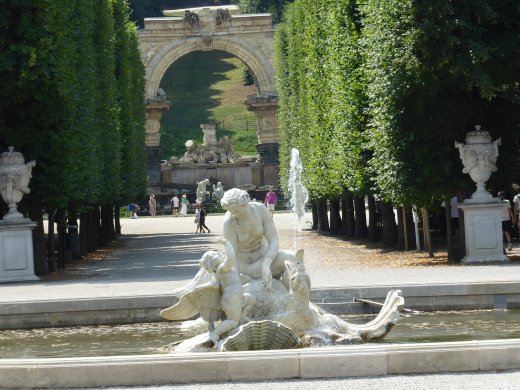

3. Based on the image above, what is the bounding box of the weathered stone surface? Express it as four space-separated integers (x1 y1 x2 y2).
139 8 278 153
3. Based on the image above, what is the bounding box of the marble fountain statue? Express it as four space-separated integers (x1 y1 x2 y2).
161 188 404 352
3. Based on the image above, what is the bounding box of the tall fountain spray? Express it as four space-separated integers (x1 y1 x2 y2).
288 148 309 231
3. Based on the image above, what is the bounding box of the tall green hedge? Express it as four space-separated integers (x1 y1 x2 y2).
362 0 520 205
275 0 368 200
113 0 147 204
0 0 146 217
275 0 520 206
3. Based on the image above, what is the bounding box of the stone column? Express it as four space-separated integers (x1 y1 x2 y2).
145 100 170 185
256 143 279 187
246 95 280 186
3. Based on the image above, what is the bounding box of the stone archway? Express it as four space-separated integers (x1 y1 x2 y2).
139 7 279 185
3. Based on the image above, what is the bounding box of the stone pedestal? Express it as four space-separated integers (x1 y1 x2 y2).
0 221 38 282
458 201 509 264
145 100 171 147
146 100 170 186
245 94 279 144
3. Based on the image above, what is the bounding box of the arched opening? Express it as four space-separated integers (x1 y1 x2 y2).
141 11 280 187
159 50 258 159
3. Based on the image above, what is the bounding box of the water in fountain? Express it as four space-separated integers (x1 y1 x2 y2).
3 309 520 358
288 148 309 233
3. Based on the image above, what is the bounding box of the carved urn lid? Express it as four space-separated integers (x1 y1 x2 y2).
0 146 25 166
465 125 492 144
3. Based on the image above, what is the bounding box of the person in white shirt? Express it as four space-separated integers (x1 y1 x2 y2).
171 194 180 217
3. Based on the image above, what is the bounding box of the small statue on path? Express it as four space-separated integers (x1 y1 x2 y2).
212 182 225 203
196 179 210 203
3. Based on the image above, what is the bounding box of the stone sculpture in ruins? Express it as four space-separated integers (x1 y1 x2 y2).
178 124 241 165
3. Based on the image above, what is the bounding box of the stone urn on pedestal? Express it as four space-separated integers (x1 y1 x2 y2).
0 146 39 282
455 126 509 263
455 125 501 203
0 146 36 221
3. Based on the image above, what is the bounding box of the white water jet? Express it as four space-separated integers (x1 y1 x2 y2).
288 148 309 232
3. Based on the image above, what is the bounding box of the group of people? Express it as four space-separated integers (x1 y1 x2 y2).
170 192 210 233
169 194 189 217
133 188 280 240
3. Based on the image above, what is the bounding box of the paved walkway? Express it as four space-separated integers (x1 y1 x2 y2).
1 211 520 303
78 370 520 390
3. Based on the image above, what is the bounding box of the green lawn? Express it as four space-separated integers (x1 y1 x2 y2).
159 50 258 158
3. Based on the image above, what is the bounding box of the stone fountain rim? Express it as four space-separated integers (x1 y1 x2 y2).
1 339 520 388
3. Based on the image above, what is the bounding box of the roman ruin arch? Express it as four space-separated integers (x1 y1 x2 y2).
139 8 279 184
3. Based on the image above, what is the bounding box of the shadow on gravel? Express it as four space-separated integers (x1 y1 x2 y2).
41 232 219 284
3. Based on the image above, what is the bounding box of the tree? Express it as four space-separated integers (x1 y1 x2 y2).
361 0 520 206
234 0 292 23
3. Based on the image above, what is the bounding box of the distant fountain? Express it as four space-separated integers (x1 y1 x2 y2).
288 148 309 231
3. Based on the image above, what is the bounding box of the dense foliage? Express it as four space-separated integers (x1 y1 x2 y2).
275 0 520 207
234 0 292 23
128 0 231 27
275 0 368 200
362 0 520 205
0 0 146 270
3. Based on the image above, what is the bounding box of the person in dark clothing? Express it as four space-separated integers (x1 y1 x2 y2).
199 204 211 233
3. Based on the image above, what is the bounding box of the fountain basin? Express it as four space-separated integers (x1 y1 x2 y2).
1 310 520 359
3 282 520 388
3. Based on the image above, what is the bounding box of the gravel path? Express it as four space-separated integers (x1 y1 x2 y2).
75 370 520 390
2 211 520 303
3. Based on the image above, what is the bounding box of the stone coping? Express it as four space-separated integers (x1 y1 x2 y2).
2 282 520 330
2 339 520 388
3 281 520 311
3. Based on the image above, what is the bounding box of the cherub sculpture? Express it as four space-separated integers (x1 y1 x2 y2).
160 241 255 344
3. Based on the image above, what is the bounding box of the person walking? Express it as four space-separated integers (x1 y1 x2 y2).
194 203 202 233
513 185 520 239
171 194 179 217
499 191 515 251
199 203 211 233
264 187 277 217
148 194 157 217
180 194 189 217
